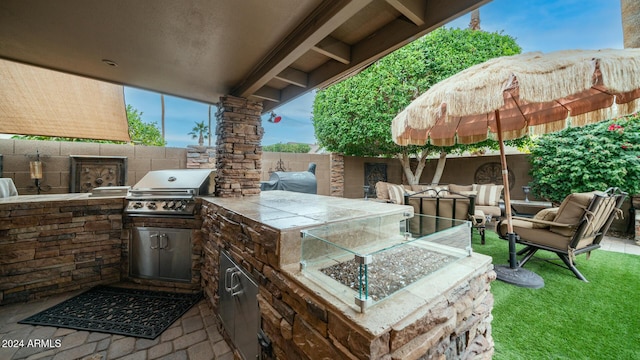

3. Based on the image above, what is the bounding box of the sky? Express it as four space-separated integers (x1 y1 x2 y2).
123 0 624 148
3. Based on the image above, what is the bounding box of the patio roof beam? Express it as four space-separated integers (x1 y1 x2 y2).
312 36 351 64
232 0 373 99
261 0 491 113
275 67 308 88
253 86 281 103
385 0 426 26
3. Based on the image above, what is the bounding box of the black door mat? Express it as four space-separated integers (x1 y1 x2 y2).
19 285 202 339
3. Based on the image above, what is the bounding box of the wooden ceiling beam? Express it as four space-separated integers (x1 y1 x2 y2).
262 0 491 113
232 0 373 99
275 67 308 88
253 86 281 102
385 0 426 26
312 36 351 64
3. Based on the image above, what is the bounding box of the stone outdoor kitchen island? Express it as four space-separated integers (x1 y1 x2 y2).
200 191 495 359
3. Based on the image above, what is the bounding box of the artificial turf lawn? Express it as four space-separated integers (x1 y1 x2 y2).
473 230 640 360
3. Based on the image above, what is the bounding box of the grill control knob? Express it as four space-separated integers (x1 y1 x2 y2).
167 201 176 209
147 202 157 210
132 202 143 209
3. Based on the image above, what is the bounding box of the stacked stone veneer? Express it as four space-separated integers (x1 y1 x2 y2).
200 200 495 359
0 197 123 305
330 153 344 197
215 96 263 197
186 145 216 169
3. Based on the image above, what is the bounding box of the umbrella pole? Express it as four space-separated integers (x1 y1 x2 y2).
495 111 517 268
493 110 544 289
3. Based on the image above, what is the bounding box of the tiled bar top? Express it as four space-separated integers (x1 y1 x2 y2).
0 193 122 204
201 190 410 230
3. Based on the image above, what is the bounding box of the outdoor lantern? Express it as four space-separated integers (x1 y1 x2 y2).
28 150 49 194
29 159 43 180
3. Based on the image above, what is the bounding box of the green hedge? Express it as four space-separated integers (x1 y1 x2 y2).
529 113 640 203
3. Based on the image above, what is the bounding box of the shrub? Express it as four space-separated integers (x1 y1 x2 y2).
529 113 640 203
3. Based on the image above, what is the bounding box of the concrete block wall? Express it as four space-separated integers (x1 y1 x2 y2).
0 139 187 194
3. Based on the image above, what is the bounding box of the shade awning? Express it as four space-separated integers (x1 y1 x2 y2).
0 59 130 142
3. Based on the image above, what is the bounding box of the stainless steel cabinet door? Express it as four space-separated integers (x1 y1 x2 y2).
234 268 259 360
158 229 191 281
219 250 260 360
130 227 191 282
131 228 160 278
219 250 236 338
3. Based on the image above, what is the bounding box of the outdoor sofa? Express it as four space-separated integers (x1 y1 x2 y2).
375 182 505 244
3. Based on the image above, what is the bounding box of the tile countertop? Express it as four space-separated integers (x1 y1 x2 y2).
0 193 124 204
201 190 413 231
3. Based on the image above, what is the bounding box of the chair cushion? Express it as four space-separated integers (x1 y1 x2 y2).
531 207 558 228
375 181 390 200
477 205 501 218
501 219 572 250
550 192 596 236
474 184 503 206
387 184 406 205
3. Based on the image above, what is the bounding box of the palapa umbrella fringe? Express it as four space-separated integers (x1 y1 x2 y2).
393 49 640 146
599 51 640 92
617 98 640 116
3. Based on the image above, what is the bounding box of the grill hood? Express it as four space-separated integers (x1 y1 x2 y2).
131 169 214 195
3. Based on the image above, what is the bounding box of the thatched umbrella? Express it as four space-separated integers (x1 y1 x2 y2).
391 48 640 288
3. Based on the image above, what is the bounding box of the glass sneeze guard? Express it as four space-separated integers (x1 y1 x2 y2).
300 212 472 312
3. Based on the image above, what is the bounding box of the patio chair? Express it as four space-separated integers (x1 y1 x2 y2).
497 188 627 281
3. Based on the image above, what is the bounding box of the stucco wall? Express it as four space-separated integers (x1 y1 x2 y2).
341 153 534 201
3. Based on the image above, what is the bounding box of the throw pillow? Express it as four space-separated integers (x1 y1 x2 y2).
475 185 503 206
375 182 390 200
387 184 406 205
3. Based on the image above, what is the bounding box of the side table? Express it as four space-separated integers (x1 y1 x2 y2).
510 199 553 217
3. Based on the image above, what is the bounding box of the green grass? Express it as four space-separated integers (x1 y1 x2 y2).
473 231 640 360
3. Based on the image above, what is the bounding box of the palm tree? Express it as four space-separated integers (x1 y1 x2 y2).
188 121 209 146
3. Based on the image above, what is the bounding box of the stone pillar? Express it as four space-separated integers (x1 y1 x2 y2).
622 0 640 48
215 95 264 197
329 153 344 197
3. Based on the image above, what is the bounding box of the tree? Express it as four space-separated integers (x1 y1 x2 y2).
13 104 166 146
313 27 521 184
529 113 640 203
188 121 209 146
263 142 311 153
126 104 166 146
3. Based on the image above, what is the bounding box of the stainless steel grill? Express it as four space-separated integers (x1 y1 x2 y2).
125 169 214 217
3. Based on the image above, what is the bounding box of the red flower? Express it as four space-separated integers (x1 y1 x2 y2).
608 124 623 131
